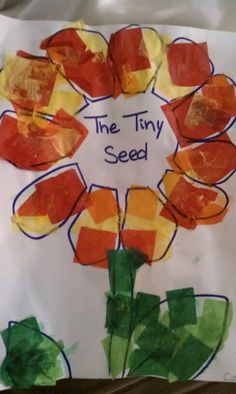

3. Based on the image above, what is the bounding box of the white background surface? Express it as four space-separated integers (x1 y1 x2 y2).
0 0 236 386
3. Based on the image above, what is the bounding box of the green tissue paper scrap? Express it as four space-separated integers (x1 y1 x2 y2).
103 249 233 381
0 317 65 388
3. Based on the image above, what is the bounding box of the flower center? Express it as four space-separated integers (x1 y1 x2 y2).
76 92 176 200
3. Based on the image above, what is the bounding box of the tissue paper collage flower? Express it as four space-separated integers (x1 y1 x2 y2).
0 20 235 388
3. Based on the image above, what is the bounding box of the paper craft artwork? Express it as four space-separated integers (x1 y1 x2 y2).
0 16 235 389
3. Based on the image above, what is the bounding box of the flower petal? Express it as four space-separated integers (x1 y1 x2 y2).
13 50 84 116
12 164 87 239
162 75 236 147
68 185 120 268
167 41 211 86
121 187 177 263
108 26 164 95
40 28 115 98
168 135 236 185
158 171 228 229
0 109 88 170
0 54 57 111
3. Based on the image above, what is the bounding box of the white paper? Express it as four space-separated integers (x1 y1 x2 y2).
0 15 236 388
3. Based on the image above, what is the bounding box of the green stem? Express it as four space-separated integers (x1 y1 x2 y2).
121 259 135 378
